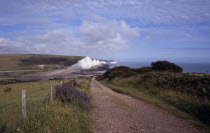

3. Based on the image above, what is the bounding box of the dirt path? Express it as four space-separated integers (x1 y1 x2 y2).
90 80 200 133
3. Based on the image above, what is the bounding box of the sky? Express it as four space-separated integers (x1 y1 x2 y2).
0 0 210 63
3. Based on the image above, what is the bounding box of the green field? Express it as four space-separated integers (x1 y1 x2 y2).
0 78 92 133
0 54 84 71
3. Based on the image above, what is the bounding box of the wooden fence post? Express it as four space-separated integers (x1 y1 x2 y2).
22 90 27 119
50 84 53 102
60 81 63 86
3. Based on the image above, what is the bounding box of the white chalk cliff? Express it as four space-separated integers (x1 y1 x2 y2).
71 56 107 69
49 56 117 76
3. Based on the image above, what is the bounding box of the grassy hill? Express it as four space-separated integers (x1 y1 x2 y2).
0 54 84 71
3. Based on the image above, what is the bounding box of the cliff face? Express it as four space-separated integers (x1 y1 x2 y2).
70 56 118 70
71 56 106 69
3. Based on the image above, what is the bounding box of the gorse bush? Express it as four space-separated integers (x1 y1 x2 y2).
139 72 210 99
103 71 210 100
100 66 136 80
98 61 183 81
132 67 153 74
151 61 183 73
55 80 91 111
98 61 209 99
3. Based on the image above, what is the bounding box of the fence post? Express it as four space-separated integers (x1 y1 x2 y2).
50 84 53 102
60 81 63 86
22 90 27 119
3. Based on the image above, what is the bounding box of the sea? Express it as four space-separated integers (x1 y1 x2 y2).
117 62 210 73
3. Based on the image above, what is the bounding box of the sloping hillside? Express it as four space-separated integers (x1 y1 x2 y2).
0 54 84 71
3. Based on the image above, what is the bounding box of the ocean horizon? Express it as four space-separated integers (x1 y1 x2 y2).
117 62 210 73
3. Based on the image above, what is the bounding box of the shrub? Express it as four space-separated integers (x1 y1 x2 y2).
151 61 183 73
100 66 136 80
138 72 210 99
4 87 12 93
55 81 91 111
132 67 152 74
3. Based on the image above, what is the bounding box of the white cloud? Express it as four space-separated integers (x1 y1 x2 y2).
0 17 139 55
0 37 29 53
0 37 10 46
79 16 139 52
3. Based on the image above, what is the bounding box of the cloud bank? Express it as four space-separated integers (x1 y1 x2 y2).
0 16 139 55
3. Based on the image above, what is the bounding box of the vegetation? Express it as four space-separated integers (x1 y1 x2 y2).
151 60 183 73
0 78 92 133
132 66 152 74
97 62 210 131
55 81 91 111
99 66 136 80
134 72 210 99
20 56 83 66
98 61 183 81
0 54 84 71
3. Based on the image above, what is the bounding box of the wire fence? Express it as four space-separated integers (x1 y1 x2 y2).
0 79 91 122
0 83 54 122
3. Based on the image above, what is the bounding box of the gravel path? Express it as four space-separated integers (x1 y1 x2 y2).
90 80 200 133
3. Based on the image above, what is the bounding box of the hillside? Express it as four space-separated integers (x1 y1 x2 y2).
0 54 84 71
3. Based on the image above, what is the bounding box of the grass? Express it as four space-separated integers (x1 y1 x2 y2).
100 81 210 133
0 78 92 133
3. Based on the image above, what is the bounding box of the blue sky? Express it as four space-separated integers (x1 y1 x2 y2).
0 0 210 63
